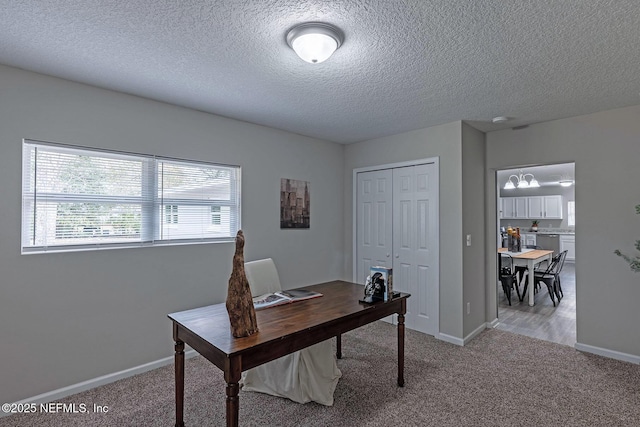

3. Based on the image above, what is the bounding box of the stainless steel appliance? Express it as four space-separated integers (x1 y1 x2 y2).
536 234 560 253
499 227 508 248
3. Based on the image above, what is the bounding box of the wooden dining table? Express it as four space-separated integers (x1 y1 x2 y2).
498 248 554 306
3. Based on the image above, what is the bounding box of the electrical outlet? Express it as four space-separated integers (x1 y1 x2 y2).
466 234 471 246
467 302 470 314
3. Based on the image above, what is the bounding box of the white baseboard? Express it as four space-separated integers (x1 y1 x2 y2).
463 323 488 345
574 343 640 365
438 322 492 347
12 336 635 420
487 323 638 364
2 349 198 417
473 321 639 365
438 332 464 346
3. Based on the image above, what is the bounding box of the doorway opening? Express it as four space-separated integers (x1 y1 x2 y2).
495 162 576 347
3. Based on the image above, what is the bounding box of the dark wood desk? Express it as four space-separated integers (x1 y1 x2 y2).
168 280 410 427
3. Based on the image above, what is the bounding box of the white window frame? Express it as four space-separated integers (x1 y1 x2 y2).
22 140 241 254
567 200 575 226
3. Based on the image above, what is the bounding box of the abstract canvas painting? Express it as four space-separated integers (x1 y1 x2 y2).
280 178 310 229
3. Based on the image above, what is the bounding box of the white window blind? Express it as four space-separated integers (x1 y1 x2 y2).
22 140 241 253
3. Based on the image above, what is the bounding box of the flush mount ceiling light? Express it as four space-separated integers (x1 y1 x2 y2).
492 116 510 124
558 173 574 187
504 170 540 190
286 22 344 64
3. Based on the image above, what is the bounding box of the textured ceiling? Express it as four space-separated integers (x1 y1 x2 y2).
1 1 639 144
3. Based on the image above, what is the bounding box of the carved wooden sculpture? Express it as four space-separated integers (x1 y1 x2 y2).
226 230 259 337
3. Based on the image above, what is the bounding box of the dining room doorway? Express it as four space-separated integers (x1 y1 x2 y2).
495 162 576 347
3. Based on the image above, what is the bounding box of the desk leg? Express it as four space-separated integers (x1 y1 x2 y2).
528 259 535 306
225 358 241 427
397 313 405 387
174 340 185 427
336 334 342 359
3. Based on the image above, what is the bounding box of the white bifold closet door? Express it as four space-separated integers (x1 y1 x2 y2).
356 162 438 336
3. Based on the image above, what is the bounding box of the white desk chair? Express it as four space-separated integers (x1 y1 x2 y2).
242 258 342 406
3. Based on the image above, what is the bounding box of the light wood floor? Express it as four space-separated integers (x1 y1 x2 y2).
496 263 576 347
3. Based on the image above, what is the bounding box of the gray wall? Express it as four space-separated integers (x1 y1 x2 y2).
485 105 640 358
343 121 468 340
4 60 638 405
0 65 345 403
461 123 486 337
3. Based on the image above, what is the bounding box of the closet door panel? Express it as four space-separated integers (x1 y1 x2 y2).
356 169 393 284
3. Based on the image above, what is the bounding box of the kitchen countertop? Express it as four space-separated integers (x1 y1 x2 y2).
531 228 575 235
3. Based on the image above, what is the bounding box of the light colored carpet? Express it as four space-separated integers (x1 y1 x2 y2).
3 322 639 426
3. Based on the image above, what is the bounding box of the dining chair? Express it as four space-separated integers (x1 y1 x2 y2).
552 250 568 299
531 249 566 296
514 246 545 298
241 258 342 406
528 252 564 306
499 254 520 306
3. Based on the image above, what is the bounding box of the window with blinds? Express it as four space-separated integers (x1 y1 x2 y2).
22 140 241 253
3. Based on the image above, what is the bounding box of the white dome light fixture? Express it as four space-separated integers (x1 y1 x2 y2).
286 22 344 64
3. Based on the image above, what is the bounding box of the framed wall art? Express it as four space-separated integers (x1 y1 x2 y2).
280 178 310 229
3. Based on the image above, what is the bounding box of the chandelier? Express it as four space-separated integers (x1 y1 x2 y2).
504 170 539 190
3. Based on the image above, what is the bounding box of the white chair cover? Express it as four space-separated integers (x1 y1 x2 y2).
244 258 282 297
241 258 342 406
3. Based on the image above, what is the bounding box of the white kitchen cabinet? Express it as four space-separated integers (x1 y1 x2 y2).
560 235 575 262
499 198 513 219
502 195 563 219
544 195 563 219
514 197 528 218
528 196 544 219
501 197 528 219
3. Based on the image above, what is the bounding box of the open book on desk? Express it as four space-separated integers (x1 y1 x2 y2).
253 289 323 310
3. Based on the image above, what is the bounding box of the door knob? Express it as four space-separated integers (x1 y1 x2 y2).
386 253 390 257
